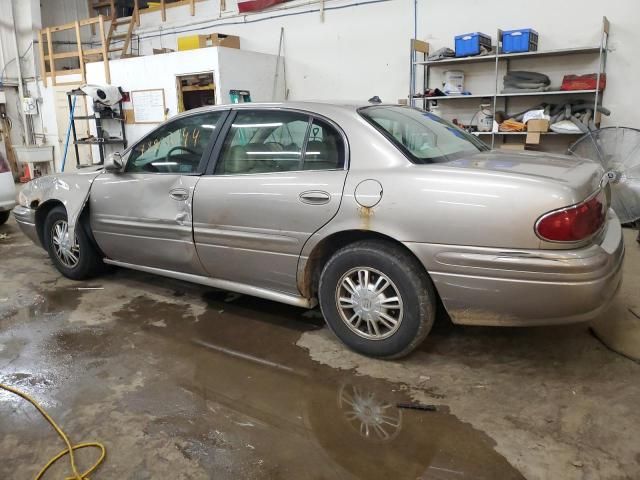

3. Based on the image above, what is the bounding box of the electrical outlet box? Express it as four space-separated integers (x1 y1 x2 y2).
23 97 37 115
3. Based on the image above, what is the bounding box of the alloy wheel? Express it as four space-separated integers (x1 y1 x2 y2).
51 219 80 268
335 267 403 340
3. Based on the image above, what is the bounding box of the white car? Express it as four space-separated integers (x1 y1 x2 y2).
0 155 16 225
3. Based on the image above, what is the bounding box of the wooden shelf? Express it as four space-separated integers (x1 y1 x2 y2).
180 84 215 92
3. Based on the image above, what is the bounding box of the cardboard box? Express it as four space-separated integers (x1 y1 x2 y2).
527 119 549 132
526 131 541 144
500 143 526 151
178 33 240 51
525 119 549 144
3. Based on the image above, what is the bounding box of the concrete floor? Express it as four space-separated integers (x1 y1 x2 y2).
1 216 639 480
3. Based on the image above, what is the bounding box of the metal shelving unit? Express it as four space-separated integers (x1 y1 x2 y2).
409 17 610 148
67 88 127 165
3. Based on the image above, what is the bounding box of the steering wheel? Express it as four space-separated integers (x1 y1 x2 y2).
166 145 198 161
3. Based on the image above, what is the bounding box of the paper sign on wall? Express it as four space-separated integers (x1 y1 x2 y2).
131 89 166 123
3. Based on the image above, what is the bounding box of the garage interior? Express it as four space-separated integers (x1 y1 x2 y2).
1 1 639 479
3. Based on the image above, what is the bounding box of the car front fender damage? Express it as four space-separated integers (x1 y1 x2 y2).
18 169 103 241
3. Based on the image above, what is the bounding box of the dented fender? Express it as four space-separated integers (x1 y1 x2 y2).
18 167 103 240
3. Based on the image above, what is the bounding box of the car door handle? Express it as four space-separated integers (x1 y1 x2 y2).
299 190 331 205
169 188 189 201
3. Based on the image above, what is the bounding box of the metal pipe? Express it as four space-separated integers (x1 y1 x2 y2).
8 0 31 146
409 0 417 107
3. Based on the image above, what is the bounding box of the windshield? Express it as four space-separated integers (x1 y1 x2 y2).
359 106 489 164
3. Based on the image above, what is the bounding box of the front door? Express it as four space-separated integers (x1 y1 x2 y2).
90 110 226 274
193 109 348 294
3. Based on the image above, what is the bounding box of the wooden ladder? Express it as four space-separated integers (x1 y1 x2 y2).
106 14 135 58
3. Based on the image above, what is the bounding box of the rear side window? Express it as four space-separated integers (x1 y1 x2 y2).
360 106 488 164
215 110 308 174
215 110 345 174
304 118 345 170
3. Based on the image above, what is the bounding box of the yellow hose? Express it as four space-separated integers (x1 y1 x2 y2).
0 383 106 480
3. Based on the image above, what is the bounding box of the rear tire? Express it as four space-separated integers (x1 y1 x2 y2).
319 240 436 359
0 211 9 225
43 206 103 280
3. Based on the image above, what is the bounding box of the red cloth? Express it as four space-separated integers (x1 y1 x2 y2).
238 0 287 13
560 74 606 91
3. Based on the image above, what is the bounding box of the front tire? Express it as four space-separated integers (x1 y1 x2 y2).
43 206 103 280
0 211 9 225
319 240 436 359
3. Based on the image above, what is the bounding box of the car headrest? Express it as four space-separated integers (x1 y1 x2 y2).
223 145 254 173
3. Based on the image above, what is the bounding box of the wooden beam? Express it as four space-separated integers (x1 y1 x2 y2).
190 0 195 16
98 15 111 84
80 17 102 26
75 21 85 82
161 0 166 21
46 28 56 86
49 17 101 32
38 30 48 86
46 51 82 60
134 0 140 26
55 68 83 76
122 14 135 58
411 39 429 55
88 0 96 34
83 47 105 55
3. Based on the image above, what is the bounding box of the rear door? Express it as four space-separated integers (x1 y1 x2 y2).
192 108 348 294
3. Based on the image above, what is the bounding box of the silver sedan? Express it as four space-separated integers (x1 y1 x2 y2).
13 102 624 358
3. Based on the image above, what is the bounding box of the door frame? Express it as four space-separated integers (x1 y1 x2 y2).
202 107 351 176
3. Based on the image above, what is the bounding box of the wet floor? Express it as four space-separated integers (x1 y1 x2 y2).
2 218 640 479
0 277 522 479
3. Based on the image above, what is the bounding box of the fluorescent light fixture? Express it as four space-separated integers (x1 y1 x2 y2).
233 123 283 128
151 161 178 166
202 124 217 129
246 151 301 155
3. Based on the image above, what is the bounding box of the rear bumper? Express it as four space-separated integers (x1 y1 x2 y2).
405 211 624 326
12 205 41 247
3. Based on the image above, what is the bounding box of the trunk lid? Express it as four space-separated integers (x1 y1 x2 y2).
446 150 605 202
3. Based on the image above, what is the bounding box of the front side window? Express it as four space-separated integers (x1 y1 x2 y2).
359 106 488 164
126 111 223 173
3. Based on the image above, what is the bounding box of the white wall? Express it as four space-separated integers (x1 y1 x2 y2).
84 46 283 160
115 0 639 129
5 0 640 170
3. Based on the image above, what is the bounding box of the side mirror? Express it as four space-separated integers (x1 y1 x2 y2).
104 152 124 172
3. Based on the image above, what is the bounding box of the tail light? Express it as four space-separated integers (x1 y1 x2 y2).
0 156 9 174
535 190 607 242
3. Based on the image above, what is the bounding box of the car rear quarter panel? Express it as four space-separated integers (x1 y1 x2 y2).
306 163 580 252
297 111 605 298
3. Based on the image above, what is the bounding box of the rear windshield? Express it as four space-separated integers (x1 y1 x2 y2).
359 106 488 164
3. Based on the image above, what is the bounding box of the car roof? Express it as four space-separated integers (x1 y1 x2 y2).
175 101 398 119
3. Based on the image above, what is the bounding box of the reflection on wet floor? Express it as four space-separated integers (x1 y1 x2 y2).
0 272 523 479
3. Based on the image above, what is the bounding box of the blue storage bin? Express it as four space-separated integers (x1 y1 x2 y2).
454 32 492 57
502 28 538 53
